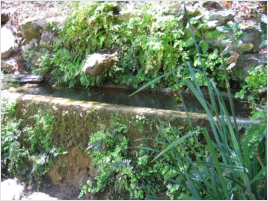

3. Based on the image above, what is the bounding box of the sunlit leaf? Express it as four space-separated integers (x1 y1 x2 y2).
229 51 239 59
197 23 204 30
207 20 218 28
240 43 254 51
200 41 209 53
225 56 235 64
227 62 236 70
216 26 231 33
185 37 194 47
254 14 267 24
206 32 213 38
227 21 235 28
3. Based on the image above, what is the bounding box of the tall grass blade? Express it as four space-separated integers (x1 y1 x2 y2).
152 128 204 162
209 168 220 200
202 128 230 199
146 195 165 200
180 193 195 200
241 172 253 200
196 162 248 172
129 71 173 96
186 179 201 200
250 166 267 184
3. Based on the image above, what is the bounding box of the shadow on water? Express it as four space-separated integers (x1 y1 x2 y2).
16 84 252 118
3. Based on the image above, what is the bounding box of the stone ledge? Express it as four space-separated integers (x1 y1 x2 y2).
1 74 44 83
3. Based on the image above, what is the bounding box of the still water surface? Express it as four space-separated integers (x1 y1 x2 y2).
16 84 252 118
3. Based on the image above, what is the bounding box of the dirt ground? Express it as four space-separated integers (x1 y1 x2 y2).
1 1 267 200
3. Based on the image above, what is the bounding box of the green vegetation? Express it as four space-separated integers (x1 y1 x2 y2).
130 5 267 199
2 2 266 200
36 1 240 91
1 98 65 186
79 112 208 199
235 65 267 101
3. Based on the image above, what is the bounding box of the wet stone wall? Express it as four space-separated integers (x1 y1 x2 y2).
2 90 213 150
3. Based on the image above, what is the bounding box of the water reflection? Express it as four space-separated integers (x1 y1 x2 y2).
16 84 252 118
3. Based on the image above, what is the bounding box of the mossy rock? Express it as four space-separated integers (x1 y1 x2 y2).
1 12 9 24
20 18 49 42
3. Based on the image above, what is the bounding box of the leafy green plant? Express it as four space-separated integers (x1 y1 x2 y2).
80 112 205 199
24 49 36 72
1 99 64 184
254 14 267 49
235 65 267 101
38 1 228 90
131 5 266 200
216 21 254 80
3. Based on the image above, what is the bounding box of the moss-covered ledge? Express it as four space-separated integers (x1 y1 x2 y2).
1 89 206 147
1 88 259 188
2 88 258 150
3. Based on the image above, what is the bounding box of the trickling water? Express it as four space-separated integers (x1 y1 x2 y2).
14 84 252 118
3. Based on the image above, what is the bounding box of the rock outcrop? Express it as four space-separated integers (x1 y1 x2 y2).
1 179 24 200
1 11 9 24
1 74 44 83
241 27 263 53
235 53 266 79
202 10 236 26
1 27 15 59
82 47 121 77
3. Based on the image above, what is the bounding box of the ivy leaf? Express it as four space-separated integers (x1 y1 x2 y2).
206 32 213 38
200 41 209 53
216 26 231 33
240 43 254 51
197 23 204 30
212 30 221 38
185 37 194 47
227 21 235 28
206 20 218 28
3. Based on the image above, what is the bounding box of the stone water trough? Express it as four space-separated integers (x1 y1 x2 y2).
1 84 259 195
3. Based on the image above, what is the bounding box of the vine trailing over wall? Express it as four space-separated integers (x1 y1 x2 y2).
38 1 240 91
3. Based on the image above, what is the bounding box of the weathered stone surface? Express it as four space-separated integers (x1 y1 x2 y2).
82 47 121 77
24 38 40 51
203 1 223 10
114 11 134 23
202 10 236 26
1 58 17 73
235 53 265 79
20 18 49 42
2 74 44 83
40 31 58 48
22 192 58 200
20 39 45 66
45 16 66 26
1 12 9 24
1 179 23 200
241 27 263 52
114 1 135 13
1 27 15 59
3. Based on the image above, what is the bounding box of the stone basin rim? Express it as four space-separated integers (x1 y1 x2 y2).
1 89 260 125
